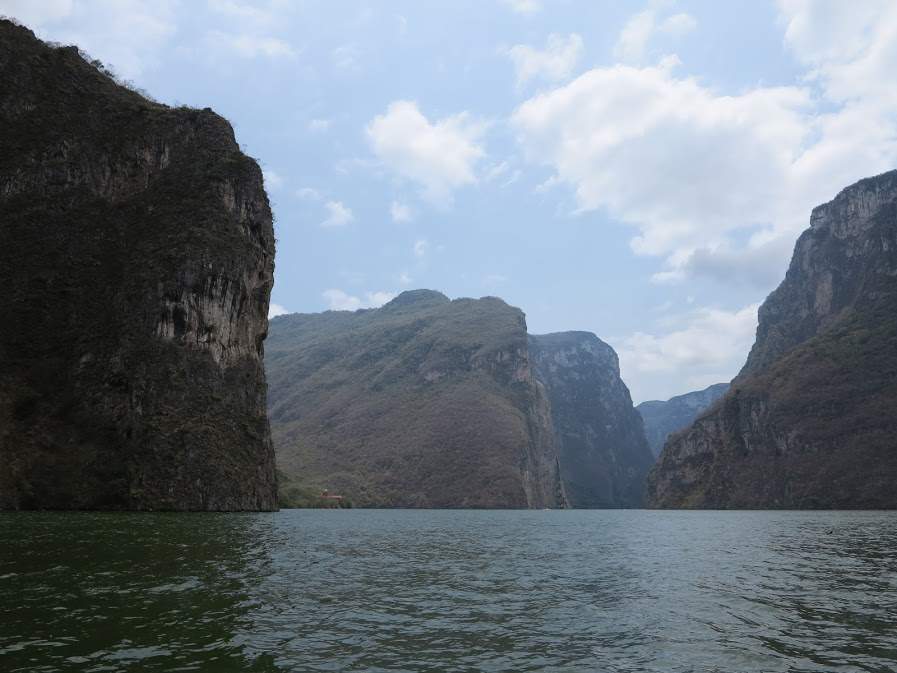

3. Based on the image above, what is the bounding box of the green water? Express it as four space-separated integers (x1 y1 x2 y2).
2 510 896 672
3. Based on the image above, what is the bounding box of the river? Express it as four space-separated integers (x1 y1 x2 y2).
2 509 896 672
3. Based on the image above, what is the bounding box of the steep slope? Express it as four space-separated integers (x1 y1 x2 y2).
648 170 897 508
529 332 653 507
0 21 277 510
266 291 566 508
637 383 729 458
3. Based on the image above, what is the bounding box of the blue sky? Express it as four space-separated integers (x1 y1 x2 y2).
5 0 897 401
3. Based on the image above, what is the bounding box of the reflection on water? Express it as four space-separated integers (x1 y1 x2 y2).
0 513 280 672
2 510 896 672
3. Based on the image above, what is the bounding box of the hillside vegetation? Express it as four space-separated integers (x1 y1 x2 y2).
266 291 565 508
648 171 897 508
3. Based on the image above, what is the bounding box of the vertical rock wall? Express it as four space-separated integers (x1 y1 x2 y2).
530 332 653 507
0 20 277 510
647 171 897 509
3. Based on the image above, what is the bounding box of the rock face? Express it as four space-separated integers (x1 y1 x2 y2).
267 291 566 508
648 171 897 509
0 21 277 510
529 332 653 507
637 383 729 458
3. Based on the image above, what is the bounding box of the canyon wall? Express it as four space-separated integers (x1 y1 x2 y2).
0 20 277 510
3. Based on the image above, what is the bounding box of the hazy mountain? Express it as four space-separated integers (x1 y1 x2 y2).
637 383 729 458
529 332 653 507
0 21 277 510
648 171 897 508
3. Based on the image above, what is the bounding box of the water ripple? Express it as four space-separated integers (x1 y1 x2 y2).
1 510 896 671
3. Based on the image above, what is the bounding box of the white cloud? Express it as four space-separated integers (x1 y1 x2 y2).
208 0 270 24
484 161 510 181
296 187 321 200
268 302 289 318
308 118 331 132
499 0 541 15
367 290 396 306
398 271 413 286
512 62 812 261
512 15 897 289
614 303 759 403
675 236 795 289
332 44 359 70
262 169 283 191
322 289 362 311
413 239 429 257
323 289 396 311
779 0 897 110
206 30 296 59
613 11 657 63
483 160 524 188
320 201 354 228
614 8 697 63
333 156 381 176
663 13 698 37
367 100 486 203
778 0 889 72
207 0 292 27
390 201 413 223
505 33 583 87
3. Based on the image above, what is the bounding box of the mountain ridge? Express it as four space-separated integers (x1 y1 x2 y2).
267 291 566 508
529 331 653 507
647 170 897 509
637 383 729 458
268 291 651 508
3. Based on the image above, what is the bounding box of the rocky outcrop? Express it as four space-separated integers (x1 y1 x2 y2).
637 383 729 458
529 332 653 507
0 20 277 510
647 171 897 509
267 291 566 508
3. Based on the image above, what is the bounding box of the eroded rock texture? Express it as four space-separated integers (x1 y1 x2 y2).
648 171 897 509
0 21 277 510
267 291 567 508
637 383 729 458
530 332 654 507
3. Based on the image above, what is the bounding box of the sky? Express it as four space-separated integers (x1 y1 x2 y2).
4 0 897 402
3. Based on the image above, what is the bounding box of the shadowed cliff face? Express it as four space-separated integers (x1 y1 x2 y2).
648 170 897 509
0 21 277 510
267 291 567 509
529 332 654 507
637 383 729 458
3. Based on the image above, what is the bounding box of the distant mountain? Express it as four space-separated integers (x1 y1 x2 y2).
267 292 651 508
637 383 729 458
530 332 653 507
0 20 276 510
648 170 897 509
266 291 566 508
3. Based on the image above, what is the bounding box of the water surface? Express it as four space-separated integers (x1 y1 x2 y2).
2 510 896 672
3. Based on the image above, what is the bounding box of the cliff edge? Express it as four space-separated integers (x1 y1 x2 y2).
530 332 653 507
0 20 277 510
267 292 567 508
647 171 897 508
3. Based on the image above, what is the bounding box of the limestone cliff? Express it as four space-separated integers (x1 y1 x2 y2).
529 332 653 507
267 291 566 508
637 383 729 458
0 20 277 510
647 171 897 508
